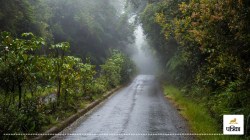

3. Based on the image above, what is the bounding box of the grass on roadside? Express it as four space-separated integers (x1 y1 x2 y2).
39 90 108 132
40 98 92 132
163 84 242 140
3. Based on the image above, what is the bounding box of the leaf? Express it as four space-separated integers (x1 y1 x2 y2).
22 54 28 61
22 32 34 37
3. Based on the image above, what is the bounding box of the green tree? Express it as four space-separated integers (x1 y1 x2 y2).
100 50 135 88
0 32 45 108
49 42 70 99
140 0 250 121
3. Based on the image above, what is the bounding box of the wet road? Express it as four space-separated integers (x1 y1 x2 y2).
51 75 192 140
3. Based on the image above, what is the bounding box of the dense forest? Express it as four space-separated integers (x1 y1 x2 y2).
1 0 250 139
138 0 250 132
0 0 136 139
0 0 135 64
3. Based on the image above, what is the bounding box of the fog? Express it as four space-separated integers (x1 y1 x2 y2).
127 15 160 75
109 0 127 14
131 25 160 75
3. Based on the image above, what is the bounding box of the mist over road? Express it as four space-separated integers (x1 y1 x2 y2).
51 75 192 140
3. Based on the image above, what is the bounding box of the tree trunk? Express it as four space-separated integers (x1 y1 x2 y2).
57 77 61 99
18 83 22 109
6 94 12 113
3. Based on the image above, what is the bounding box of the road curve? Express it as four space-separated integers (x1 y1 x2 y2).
51 75 193 140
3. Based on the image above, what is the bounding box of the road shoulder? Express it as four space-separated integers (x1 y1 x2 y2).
33 86 124 140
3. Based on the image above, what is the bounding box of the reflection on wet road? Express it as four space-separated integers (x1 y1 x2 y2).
51 75 192 140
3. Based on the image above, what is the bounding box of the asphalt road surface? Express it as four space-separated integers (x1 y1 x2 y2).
51 75 193 140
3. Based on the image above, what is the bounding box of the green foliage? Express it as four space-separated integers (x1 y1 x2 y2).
140 0 250 135
0 0 135 137
100 50 136 89
79 62 97 99
0 0 134 64
44 0 134 64
0 31 45 108
164 84 240 140
140 3 175 62
0 32 135 137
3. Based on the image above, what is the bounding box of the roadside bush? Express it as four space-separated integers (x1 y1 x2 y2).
0 32 136 137
100 50 136 89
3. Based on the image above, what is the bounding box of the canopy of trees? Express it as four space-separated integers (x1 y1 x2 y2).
0 0 134 64
140 0 250 126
